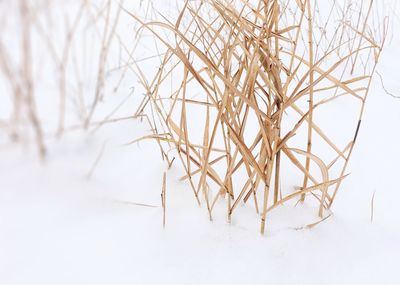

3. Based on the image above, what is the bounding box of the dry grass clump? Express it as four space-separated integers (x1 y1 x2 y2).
130 0 387 233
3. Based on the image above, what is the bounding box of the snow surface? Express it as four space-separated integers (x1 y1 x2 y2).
1 1 400 284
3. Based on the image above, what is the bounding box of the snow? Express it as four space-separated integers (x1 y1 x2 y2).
1 1 400 284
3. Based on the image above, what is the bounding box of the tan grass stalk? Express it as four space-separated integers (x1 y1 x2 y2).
162 172 167 228
19 0 46 158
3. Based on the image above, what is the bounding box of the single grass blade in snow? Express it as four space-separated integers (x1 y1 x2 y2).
128 0 387 234
162 172 167 228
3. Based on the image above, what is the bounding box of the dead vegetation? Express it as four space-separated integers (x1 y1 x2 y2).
129 0 387 233
0 0 389 233
0 0 131 155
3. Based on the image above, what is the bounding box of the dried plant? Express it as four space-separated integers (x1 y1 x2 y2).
0 0 130 155
129 0 387 233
